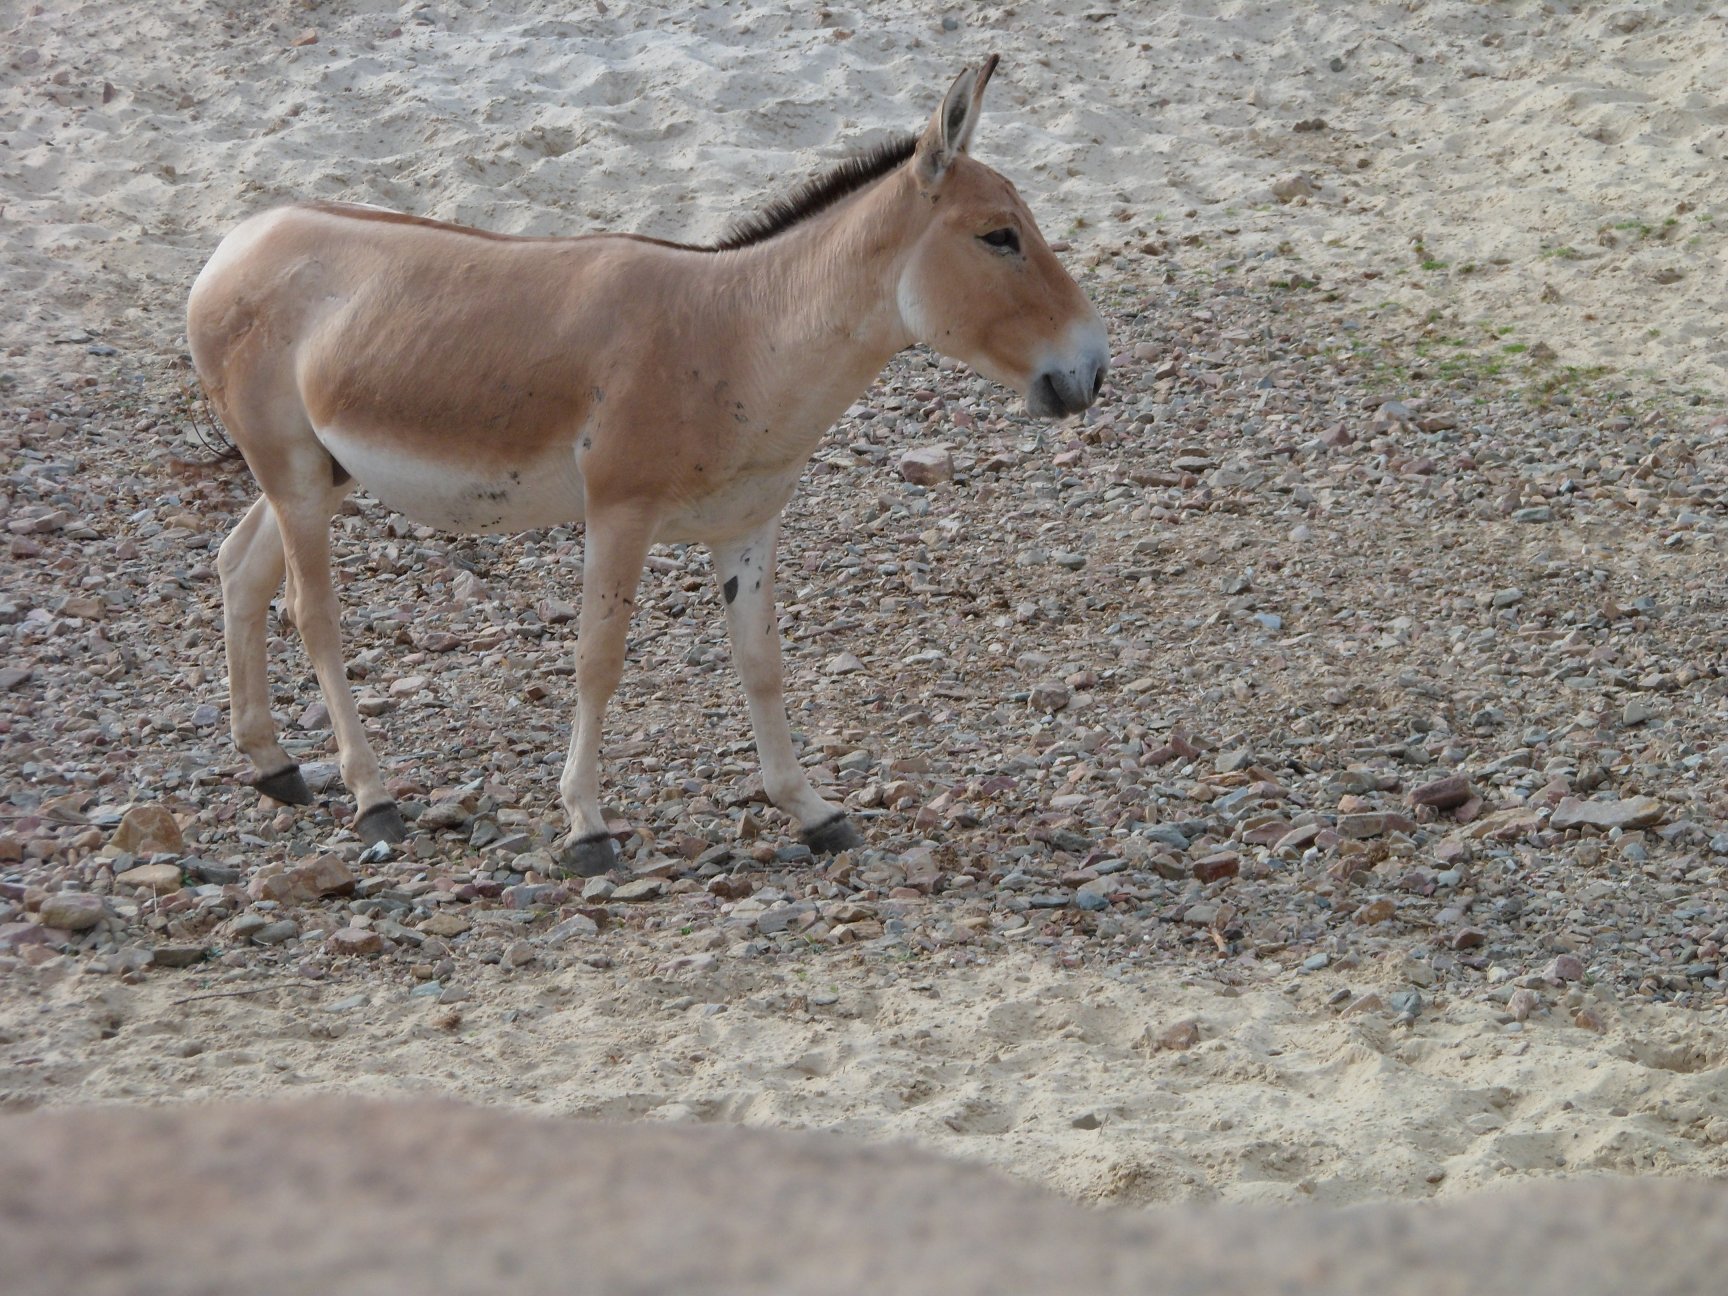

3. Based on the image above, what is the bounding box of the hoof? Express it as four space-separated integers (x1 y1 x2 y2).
555 833 618 878
254 764 313 807
801 813 863 855
355 801 407 846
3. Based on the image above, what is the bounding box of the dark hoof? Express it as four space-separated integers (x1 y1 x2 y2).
554 833 618 878
802 814 863 855
254 764 313 807
355 801 407 846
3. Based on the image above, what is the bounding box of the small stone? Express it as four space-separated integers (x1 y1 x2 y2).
151 945 208 969
1271 173 1317 203
1073 886 1111 912
1191 853 1239 884
1401 957 1436 987
247 854 357 903
611 878 666 902
898 445 954 485
545 913 600 946
504 883 562 909
826 652 865 676
420 912 471 938
38 893 106 931
1028 680 1070 713
1409 774 1472 811
1337 812 1417 839
1273 823 1321 854
1620 699 1658 727
1542 954 1585 983
1550 796 1664 832
502 939 537 968
251 919 299 945
1388 989 1423 1017
109 805 184 855
327 927 383 956
417 801 471 831
1158 1019 1200 1050
1354 897 1395 925
115 863 183 895
1508 988 1542 1022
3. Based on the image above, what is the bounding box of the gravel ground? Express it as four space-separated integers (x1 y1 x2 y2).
4 246 1725 1039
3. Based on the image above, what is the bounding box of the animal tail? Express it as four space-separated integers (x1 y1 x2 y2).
167 373 248 477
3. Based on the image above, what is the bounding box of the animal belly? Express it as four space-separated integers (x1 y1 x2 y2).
317 429 585 534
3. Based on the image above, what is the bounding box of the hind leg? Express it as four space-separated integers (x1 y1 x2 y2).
218 496 310 804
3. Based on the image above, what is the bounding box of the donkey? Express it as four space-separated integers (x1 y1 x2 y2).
188 56 1108 875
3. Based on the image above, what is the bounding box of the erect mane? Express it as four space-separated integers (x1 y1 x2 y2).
707 133 918 252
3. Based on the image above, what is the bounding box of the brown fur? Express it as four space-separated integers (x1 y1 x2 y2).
186 59 1109 864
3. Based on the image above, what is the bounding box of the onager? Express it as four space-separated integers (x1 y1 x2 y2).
188 57 1108 875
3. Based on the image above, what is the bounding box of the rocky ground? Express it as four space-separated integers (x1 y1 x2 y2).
3 249 1728 1196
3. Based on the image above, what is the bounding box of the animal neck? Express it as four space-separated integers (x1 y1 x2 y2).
714 167 922 422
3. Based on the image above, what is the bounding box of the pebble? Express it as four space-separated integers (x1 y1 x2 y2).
1550 796 1665 832
1388 989 1423 1017
251 920 300 945
544 913 600 946
109 804 184 855
1027 680 1071 713
898 446 954 485
327 928 383 956
115 863 184 895
1158 1020 1201 1050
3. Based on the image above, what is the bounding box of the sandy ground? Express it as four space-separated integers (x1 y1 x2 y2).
3 0 1727 1213
9 945 1726 1207
4 0 1726 396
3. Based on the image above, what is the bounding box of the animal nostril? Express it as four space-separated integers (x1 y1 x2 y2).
1090 365 1105 398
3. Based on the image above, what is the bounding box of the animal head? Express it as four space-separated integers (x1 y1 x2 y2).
895 56 1109 419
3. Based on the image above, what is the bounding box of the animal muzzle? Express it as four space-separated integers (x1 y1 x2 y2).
1028 350 1108 419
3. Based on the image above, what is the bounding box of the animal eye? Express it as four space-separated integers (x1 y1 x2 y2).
979 228 1020 254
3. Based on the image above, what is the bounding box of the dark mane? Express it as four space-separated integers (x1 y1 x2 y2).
707 133 918 252
300 134 920 254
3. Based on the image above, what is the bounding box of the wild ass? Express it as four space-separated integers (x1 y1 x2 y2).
188 57 1108 875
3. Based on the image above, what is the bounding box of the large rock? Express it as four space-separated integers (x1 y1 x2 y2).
0 1099 1724 1295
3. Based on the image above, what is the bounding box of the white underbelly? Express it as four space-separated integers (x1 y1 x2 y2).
317 429 585 534
653 466 805 545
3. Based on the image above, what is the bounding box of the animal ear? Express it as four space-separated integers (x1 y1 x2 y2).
915 54 999 186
